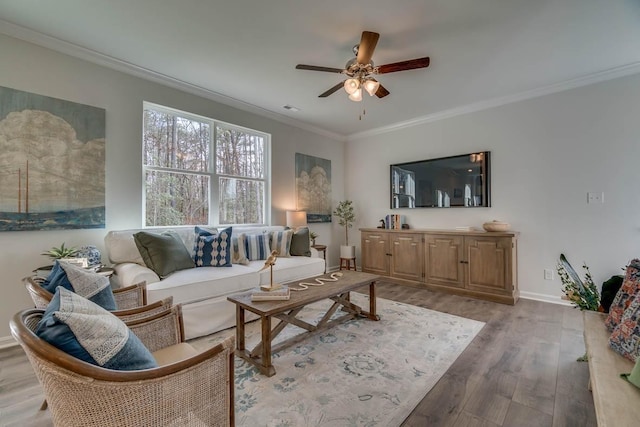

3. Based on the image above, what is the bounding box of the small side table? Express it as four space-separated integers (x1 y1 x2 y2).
340 257 356 271
311 245 327 273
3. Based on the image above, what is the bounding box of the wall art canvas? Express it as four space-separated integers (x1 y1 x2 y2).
0 86 105 231
295 153 331 223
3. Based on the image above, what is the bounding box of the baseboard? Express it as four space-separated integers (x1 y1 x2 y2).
0 335 18 350
520 291 572 306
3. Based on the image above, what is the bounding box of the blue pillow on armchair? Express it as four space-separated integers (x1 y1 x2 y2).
194 226 232 267
41 260 117 311
35 287 158 371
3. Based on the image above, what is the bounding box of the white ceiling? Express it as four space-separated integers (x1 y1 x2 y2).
1 0 639 139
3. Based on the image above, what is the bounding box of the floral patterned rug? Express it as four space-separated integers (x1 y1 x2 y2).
191 294 485 427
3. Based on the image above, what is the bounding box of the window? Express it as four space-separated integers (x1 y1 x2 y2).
142 103 270 227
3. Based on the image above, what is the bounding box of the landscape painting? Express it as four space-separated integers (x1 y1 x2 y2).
0 86 105 231
295 153 332 223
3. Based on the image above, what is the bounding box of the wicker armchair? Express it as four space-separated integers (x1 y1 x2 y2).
22 276 173 322
11 306 235 427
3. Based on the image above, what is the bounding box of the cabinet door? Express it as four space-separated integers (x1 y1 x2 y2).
425 235 465 288
361 232 390 275
390 233 424 281
465 236 514 294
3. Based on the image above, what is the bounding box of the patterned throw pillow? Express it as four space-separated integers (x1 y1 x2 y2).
609 291 640 362
245 233 271 261
605 259 640 331
194 226 232 267
270 229 293 258
41 260 117 311
231 234 250 265
35 288 158 370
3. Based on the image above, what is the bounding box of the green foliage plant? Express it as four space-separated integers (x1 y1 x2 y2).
556 253 600 311
333 200 355 246
42 243 78 260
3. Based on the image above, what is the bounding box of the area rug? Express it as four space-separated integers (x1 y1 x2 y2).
191 294 485 427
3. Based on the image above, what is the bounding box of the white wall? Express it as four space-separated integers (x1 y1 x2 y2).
347 72 640 302
0 34 345 339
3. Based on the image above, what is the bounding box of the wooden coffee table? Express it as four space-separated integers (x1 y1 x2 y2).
227 270 380 376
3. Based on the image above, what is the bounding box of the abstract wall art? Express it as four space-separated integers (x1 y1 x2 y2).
295 153 332 223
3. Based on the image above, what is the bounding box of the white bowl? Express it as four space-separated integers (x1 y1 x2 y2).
482 221 510 232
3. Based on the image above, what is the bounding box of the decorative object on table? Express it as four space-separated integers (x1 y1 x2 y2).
259 250 283 291
41 243 78 260
385 214 405 229
556 253 600 311
309 231 318 246
75 245 102 267
295 153 332 223
251 285 290 301
378 219 385 229
289 272 343 291
0 86 105 232
482 220 510 232
333 200 356 259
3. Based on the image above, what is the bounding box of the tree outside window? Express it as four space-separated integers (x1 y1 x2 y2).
142 104 269 226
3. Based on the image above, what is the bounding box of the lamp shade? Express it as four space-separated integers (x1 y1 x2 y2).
286 211 308 228
348 88 363 102
363 79 380 96
343 78 360 95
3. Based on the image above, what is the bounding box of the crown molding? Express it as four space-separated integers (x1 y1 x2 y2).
3 19 639 144
0 20 346 143
347 61 640 141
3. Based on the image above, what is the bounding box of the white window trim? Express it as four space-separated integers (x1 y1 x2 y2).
142 101 271 227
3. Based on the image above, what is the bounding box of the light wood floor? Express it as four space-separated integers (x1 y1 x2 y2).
0 281 596 427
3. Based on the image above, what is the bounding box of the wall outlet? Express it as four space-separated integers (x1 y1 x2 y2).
544 269 554 280
587 192 604 204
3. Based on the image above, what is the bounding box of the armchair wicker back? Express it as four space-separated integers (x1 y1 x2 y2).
10 308 235 427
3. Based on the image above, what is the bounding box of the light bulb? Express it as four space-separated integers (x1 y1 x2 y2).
348 88 363 102
363 79 380 96
343 78 360 95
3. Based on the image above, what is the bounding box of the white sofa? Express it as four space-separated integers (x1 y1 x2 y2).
105 225 325 339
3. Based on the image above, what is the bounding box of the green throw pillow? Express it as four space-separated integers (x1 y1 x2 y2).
289 227 311 257
133 231 194 278
621 356 640 388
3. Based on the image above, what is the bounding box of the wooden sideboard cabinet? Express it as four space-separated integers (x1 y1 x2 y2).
361 228 518 304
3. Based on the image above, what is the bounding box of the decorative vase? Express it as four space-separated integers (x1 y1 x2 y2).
76 245 102 267
340 245 356 259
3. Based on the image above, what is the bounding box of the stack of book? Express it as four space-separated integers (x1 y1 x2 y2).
250 285 290 301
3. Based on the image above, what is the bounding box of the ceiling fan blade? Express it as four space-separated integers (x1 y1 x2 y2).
296 64 344 73
375 84 390 98
356 31 380 65
377 57 430 74
319 81 345 98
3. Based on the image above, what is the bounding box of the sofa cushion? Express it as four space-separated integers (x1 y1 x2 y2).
36 288 157 370
289 227 311 257
231 234 250 265
194 226 232 267
245 233 271 261
609 291 640 362
134 231 194 278
606 259 640 331
42 260 117 311
271 229 293 258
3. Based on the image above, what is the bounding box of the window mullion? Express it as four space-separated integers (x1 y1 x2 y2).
210 122 219 225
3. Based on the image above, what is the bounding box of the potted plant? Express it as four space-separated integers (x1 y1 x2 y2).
42 243 78 261
333 200 356 258
309 231 319 246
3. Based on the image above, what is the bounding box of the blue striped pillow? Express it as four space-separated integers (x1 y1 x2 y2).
244 233 271 261
270 229 293 258
194 226 232 267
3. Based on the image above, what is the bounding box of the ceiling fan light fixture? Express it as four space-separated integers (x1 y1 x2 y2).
363 79 380 96
343 78 360 95
348 88 363 102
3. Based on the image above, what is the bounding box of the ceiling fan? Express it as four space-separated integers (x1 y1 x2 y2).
296 31 430 101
